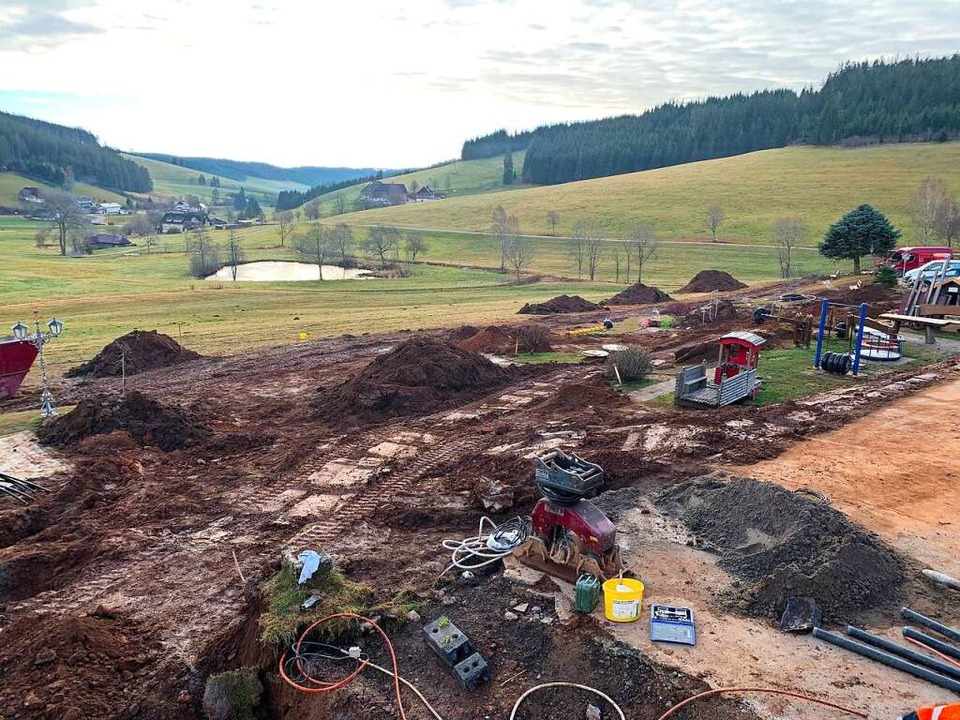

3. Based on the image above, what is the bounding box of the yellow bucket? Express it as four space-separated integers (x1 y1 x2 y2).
602 578 644 622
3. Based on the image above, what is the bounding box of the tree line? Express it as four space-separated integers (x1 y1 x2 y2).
462 55 960 185
0 111 152 192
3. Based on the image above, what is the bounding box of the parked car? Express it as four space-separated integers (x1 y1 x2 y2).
902 259 960 285
883 246 953 276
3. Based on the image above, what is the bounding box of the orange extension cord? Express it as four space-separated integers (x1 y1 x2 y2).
905 636 960 670
280 614 869 720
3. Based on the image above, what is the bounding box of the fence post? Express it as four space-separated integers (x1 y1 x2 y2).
813 298 830 369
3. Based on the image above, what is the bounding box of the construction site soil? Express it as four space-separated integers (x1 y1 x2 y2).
605 283 673 305
457 325 555 354
66 330 200 379
679 270 748 294
517 294 600 314
1 276 957 720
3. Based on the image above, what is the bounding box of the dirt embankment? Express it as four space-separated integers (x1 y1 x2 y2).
314 337 515 422
67 330 200 378
657 476 908 622
458 324 554 354
679 270 748 293
518 295 600 314
606 283 673 305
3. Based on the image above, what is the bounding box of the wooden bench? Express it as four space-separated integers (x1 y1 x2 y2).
878 313 958 344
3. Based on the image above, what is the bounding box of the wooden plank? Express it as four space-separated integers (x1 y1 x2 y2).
879 313 952 327
917 304 960 318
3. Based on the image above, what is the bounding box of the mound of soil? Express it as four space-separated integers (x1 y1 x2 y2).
315 337 510 421
657 476 907 622
678 299 738 325
38 391 209 451
518 295 600 314
606 283 673 305
458 325 554 354
679 270 748 293
674 339 720 364
67 330 200 378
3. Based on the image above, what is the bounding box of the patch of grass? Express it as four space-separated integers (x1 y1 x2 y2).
0 409 45 437
612 377 660 393
755 345 856 404
515 351 584 364
0 172 127 207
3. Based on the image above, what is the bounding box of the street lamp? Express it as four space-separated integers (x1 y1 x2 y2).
12 313 65 417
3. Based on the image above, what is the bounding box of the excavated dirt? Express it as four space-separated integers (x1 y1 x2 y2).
458 324 554 354
518 294 600 314
314 337 514 422
657 476 909 622
679 270 748 293
37 391 209 451
605 283 673 305
66 330 200 378
677 299 739 325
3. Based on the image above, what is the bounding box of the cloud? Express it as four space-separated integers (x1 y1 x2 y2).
0 1 101 51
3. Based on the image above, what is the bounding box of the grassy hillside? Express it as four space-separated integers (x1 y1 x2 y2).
122 154 308 208
331 143 960 245
300 151 525 216
0 172 126 207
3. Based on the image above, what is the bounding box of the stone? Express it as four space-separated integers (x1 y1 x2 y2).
406 610 422 623
504 611 519 621
513 602 529 613
33 647 57 665
23 692 43 708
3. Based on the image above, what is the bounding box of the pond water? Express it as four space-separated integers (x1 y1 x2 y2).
205 261 373 282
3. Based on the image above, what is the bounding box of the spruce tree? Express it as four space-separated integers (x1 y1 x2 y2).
819 204 901 274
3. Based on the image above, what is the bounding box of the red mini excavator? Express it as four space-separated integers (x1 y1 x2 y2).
514 450 624 582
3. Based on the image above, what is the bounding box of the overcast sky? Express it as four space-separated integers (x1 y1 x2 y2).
1 0 958 169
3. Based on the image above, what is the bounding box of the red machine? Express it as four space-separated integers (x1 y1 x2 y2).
0 337 38 399
713 332 763 384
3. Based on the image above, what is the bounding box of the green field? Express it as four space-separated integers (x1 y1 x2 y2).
0 172 126 207
300 152 525 216
121 154 308 209
329 142 960 244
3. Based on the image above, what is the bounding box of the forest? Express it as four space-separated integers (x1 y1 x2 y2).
462 56 960 185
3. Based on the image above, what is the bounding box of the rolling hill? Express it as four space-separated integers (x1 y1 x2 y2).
0 172 125 209
295 151 525 216
328 142 960 245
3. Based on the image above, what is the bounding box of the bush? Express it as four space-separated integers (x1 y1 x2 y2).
605 348 653 382
874 264 898 288
515 324 552 353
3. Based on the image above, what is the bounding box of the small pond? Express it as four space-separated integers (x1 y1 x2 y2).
205 261 373 282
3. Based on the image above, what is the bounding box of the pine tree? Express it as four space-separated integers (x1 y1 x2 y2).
819 204 901 274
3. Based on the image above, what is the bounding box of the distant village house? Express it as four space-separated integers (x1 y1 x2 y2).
160 210 208 233
18 187 43 204
358 181 408 208
87 233 132 249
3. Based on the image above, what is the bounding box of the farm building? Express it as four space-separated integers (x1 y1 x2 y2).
358 181 408 207
97 202 123 215
87 233 132 249
160 210 207 233
17 187 42 203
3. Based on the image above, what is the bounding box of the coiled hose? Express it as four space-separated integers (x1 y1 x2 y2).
440 515 530 576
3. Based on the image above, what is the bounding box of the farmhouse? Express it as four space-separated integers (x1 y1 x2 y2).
409 185 437 202
160 210 207 233
87 233 132 249
97 202 123 215
358 180 408 207
17 187 42 203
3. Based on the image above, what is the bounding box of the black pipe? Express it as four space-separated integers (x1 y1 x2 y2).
846 626 960 680
902 607 960 644
903 627 960 662
812 627 960 694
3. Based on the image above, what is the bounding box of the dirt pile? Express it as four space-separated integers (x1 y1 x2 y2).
679 270 748 293
315 337 511 421
657 476 907 622
606 283 673 305
518 295 600 314
678 299 738 325
37 391 209 451
674 339 720 364
458 325 554 354
67 330 200 378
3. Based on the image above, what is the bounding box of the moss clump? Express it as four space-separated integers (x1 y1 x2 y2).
202 667 265 720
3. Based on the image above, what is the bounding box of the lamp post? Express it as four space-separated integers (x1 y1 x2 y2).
12 313 64 417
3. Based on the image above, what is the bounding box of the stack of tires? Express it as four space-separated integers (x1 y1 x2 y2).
821 352 851 374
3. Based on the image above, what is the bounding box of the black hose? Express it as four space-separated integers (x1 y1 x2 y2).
536 481 583 506
846 626 960 680
902 607 960 644
903 627 960 662
812 627 960 693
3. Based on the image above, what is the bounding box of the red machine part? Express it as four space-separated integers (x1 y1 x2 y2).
713 335 762 384
530 498 617 555
0 339 38 399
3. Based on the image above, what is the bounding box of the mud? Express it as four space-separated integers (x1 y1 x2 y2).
679 270 748 293
605 283 673 305
37 391 209 451
677 299 739 326
657 476 908 622
518 295 600 314
458 324 554 354
314 337 514 422
66 330 200 378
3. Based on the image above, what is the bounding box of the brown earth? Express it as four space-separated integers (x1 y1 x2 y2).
518 295 600 314
66 330 199 378
606 283 673 305
679 270 748 293
458 324 555 354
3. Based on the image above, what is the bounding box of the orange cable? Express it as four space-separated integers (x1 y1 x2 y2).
905 635 960 670
656 686 867 720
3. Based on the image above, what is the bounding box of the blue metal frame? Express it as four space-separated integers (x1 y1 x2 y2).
851 302 868 376
813 298 830 369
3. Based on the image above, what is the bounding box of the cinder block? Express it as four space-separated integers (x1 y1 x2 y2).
453 652 490 691
423 618 474 667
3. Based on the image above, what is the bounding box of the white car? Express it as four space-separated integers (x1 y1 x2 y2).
901 259 960 285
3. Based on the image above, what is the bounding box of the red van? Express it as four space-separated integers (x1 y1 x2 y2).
884 246 953 276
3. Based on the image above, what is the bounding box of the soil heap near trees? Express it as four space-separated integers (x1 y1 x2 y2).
679 270 748 293
605 283 673 305
315 337 511 421
66 330 200 378
657 476 907 622
518 295 600 314
37 391 209 451
458 325 554 354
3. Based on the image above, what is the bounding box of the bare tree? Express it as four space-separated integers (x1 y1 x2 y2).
609 242 624 283
364 225 400 268
934 198 960 248
404 231 428 263
586 236 604 281
187 226 221 278
330 223 354 266
274 210 295 247
570 220 602 279
410 179 420 193
773 218 807 279
547 210 560 236
506 236 535 283
491 205 510 272
627 223 658 284
295 223 332 280
911 178 949 244
333 194 347 216
225 228 245 281
705 205 725 242
36 189 89 256
304 200 321 221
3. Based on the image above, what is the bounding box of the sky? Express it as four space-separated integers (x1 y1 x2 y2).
0 0 958 169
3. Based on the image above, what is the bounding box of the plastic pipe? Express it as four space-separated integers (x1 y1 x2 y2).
814 298 830 369
846 626 960 680
903 627 960 662
812 628 960 693
851 302 867 375
902 607 960 644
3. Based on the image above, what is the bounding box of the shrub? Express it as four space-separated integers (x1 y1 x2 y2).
515 324 552 353
874 264 898 288
605 348 653 382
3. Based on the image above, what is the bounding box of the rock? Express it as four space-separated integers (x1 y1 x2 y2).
540 617 554 625
406 610 422 623
504 611 519 621
33 647 57 665
62 708 83 720
513 602 529 613
531 605 542 614
177 690 191 703
23 692 43 708
476 476 514 512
